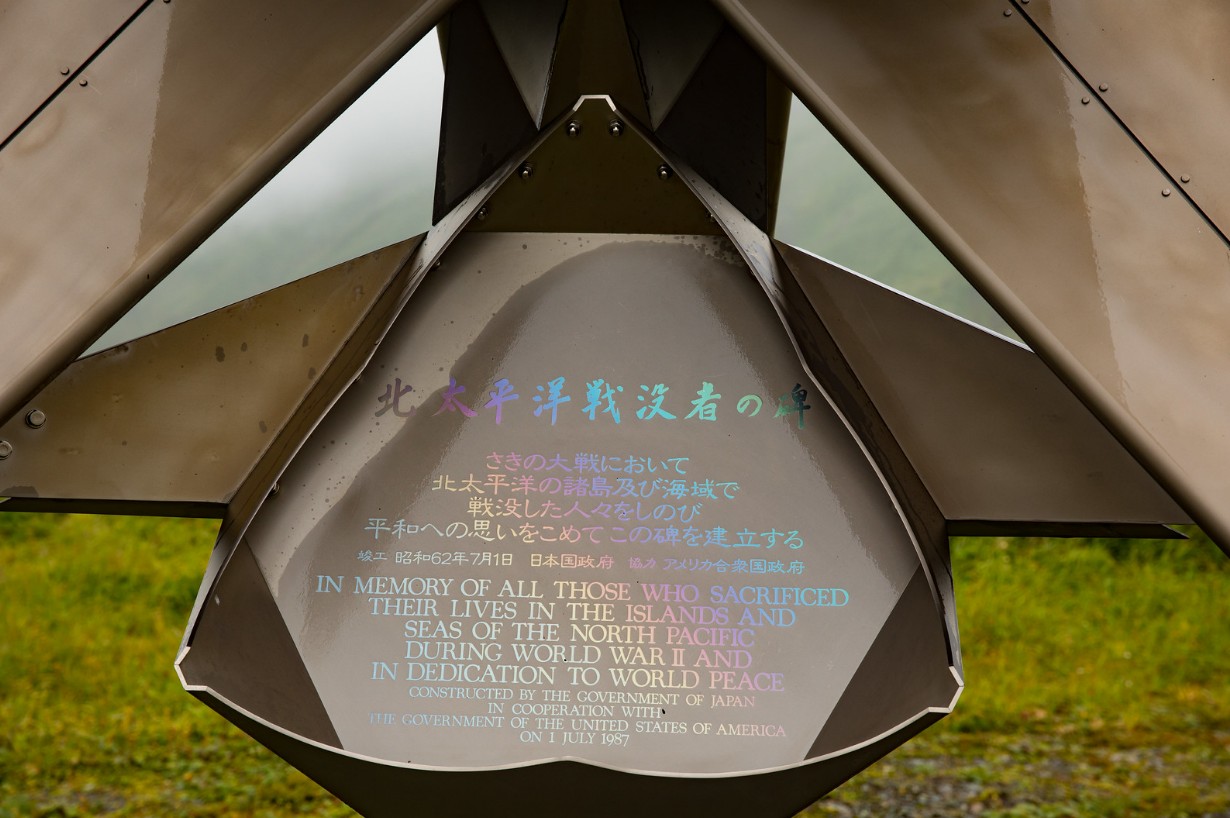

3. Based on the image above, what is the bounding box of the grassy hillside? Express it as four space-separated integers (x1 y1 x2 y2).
1 513 1225 816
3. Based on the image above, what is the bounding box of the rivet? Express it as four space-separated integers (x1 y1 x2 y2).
608 120 624 137
476 205 488 220
1003 9 1013 16
1162 188 1172 197
0 441 11 460
566 120 582 138
1081 96 1090 105
25 409 46 429
79 78 88 87
1098 82 1109 92
657 164 673 181
517 162 533 180
60 67 71 76
268 482 281 498
1021 0 1030 4
1181 175 1191 184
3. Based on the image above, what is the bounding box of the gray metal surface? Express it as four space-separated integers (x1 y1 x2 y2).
712 0 1230 555
0 237 419 514
0 0 144 144
1022 1 1230 240
774 242 1190 532
0 0 455 429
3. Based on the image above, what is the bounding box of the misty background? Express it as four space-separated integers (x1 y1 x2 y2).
89 31 1014 353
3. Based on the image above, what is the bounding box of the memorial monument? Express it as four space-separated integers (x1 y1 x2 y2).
0 1 1225 815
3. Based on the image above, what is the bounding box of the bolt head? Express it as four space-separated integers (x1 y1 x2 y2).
25 409 45 429
1181 175 1191 184
1162 188 1172 197
60 67 71 75
79 78 88 87
518 162 533 180
608 120 624 137
657 164 673 181
1003 9 1013 16
476 205 488 220
566 121 582 138
1081 96 1090 105
1098 83 1109 92
0 440 11 459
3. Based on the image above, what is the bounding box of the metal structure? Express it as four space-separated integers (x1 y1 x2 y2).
0 1 1225 815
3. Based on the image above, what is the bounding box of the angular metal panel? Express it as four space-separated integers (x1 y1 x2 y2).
1023 1 1230 240
434 0 539 221
479 0 567 127
620 0 725 129
471 97 719 234
539 0 649 126
0 237 421 512
713 0 1230 555
177 539 340 747
774 241 1190 530
808 568 958 757
0 0 144 144
0 0 455 428
655 24 789 231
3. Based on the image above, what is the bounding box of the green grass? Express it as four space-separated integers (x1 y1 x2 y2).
1 515 1226 816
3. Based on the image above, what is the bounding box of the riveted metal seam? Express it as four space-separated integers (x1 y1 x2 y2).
0 0 157 152
1008 0 1230 248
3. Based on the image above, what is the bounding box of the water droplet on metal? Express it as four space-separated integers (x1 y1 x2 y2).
25 409 46 429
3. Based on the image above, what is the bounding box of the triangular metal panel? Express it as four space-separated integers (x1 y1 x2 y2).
620 0 725 129
479 0 567 127
711 0 1230 555
179 539 341 747
539 0 650 126
0 237 422 515
0 0 455 429
435 0 539 221
774 241 1190 531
